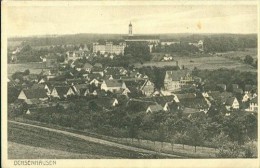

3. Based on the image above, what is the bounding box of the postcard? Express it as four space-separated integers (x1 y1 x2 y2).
1 0 259 168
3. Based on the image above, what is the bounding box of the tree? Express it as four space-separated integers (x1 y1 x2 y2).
204 35 257 52
8 102 24 118
126 101 146 113
216 141 241 158
192 67 199 76
241 113 257 140
89 101 99 112
207 102 221 118
222 113 256 145
242 141 257 158
175 132 189 149
57 55 65 63
151 44 156 53
186 126 204 152
23 69 30 76
138 66 166 90
253 59 257 68
8 86 20 104
66 102 80 113
124 42 151 61
211 131 230 149
168 131 177 151
97 39 106 45
158 124 167 149
127 116 140 142
153 67 165 90
20 45 32 52
12 72 24 81
244 55 253 65
97 51 101 56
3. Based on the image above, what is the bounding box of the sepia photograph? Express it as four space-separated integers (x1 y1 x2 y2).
1 0 259 167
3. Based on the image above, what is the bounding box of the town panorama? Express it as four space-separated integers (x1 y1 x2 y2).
7 22 258 159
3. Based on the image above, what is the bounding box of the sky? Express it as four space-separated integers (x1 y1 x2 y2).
6 4 258 37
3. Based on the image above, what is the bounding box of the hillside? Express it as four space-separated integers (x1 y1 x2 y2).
8 122 147 159
8 121 177 159
9 142 118 159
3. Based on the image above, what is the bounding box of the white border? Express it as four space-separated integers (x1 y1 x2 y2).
1 1 259 168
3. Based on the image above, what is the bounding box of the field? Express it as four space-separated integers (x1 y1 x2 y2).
8 122 156 159
145 48 257 72
111 138 216 158
9 142 116 159
7 62 47 76
216 48 257 60
151 52 213 62
8 40 23 49
10 119 216 158
135 56 256 72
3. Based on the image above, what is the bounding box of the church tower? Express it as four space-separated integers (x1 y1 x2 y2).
128 22 133 36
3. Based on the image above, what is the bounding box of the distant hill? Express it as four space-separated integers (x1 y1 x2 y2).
8 33 257 47
8 34 125 47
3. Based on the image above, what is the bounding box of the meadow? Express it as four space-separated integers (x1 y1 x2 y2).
216 48 257 60
7 62 46 76
135 55 256 72
9 118 216 158
146 48 257 72
8 142 117 159
8 122 154 159
8 40 23 50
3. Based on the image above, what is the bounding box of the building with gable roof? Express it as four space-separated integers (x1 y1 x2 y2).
72 84 89 95
140 79 155 96
246 97 258 112
101 80 127 92
89 98 119 111
164 70 193 91
66 51 83 61
18 88 48 104
225 97 239 111
51 86 75 99
146 104 164 114
18 89 47 100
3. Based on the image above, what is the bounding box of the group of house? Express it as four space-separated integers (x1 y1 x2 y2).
66 45 90 61
10 55 258 117
11 59 155 112
8 40 257 116
129 93 209 117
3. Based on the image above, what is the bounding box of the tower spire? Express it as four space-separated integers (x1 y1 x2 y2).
129 22 133 36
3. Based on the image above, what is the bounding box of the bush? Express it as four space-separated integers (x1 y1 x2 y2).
216 142 241 158
242 141 257 158
244 55 254 65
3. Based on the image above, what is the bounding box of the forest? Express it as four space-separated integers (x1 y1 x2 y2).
153 35 257 53
9 33 256 49
192 68 257 92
